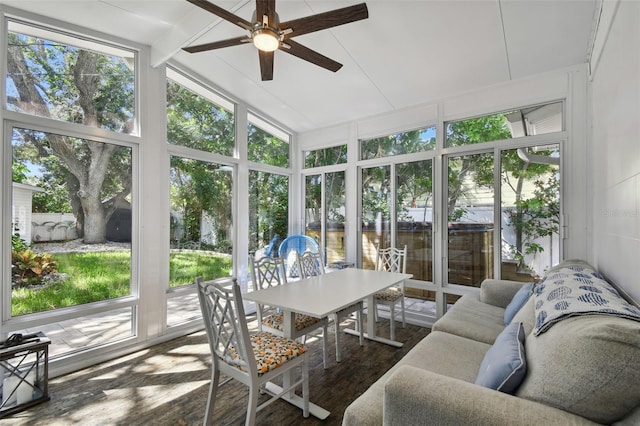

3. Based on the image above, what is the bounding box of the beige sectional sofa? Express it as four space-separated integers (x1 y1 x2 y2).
342 260 640 425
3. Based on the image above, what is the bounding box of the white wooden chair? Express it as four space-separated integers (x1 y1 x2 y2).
373 245 408 341
196 276 309 426
277 234 321 279
296 251 364 362
249 256 329 369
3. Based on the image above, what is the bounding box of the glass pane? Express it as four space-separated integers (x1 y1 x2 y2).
445 101 563 147
304 174 322 250
444 293 462 313
361 166 391 269
305 172 347 265
166 79 235 156
447 153 494 287
501 144 560 278
360 126 436 160
169 157 233 288
396 160 433 286
19 307 133 358
167 293 201 327
6 21 135 134
304 145 347 168
248 115 289 167
249 171 289 254
324 172 346 264
11 128 132 316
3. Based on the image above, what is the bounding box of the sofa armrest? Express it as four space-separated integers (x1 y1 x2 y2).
480 279 531 308
383 366 600 426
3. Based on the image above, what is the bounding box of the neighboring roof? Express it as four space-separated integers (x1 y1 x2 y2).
12 181 45 193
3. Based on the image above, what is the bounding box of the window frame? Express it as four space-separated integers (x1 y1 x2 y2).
1 13 143 358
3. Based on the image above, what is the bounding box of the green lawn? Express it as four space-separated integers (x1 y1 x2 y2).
11 250 231 316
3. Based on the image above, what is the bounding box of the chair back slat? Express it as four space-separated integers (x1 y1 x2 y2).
250 256 287 290
296 250 325 278
278 235 321 278
196 276 257 376
249 256 288 325
375 245 408 273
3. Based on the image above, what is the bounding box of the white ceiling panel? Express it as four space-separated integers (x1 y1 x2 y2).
501 0 597 78
0 0 597 133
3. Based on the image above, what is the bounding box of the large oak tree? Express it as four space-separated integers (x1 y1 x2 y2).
8 32 133 243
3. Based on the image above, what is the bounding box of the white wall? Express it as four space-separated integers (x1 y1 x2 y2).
590 0 640 302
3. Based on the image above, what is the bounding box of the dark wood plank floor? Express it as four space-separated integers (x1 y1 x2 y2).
3 317 430 425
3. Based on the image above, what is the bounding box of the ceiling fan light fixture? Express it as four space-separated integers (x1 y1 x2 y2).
252 28 279 52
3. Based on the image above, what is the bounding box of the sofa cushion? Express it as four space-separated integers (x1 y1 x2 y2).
475 322 527 394
504 282 534 325
432 294 506 344
516 315 640 424
342 331 491 426
480 279 530 308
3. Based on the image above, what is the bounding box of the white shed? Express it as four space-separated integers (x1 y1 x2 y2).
12 182 44 243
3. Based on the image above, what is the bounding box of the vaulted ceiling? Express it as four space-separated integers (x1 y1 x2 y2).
0 0 598 133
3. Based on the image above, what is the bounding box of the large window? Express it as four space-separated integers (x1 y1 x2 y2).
359 126 436 286
361 165 392 269
446 152 495 287
6 21 136 134
248 113 289 167
445 101 563 147
501 144 560 275
166 70 235 156
5 20 138 358
249 171 289 254
360 160 434 298
165 70 236 326
360 126 436 160
396 160 433 286
304 144 348 168
11 129 133 315
305 171 346 264
169 157 233 287
167 157 233 325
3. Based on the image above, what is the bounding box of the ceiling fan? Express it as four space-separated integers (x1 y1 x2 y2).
183 0 369 81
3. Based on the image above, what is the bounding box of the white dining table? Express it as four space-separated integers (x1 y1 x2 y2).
243 268 412 419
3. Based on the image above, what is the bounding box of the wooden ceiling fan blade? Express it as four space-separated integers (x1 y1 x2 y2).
259 50 274 81
183 36 249 53
281 39 342 72
280 3 368 38
256 0 276 26
186 0 253 30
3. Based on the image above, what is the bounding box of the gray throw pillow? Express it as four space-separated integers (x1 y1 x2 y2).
475 322 526 394
504 282 534 325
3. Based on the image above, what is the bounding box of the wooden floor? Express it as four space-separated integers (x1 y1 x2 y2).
3 317 430 425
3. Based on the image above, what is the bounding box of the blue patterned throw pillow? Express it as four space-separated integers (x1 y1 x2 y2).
533 265 640 335
475 322 527 394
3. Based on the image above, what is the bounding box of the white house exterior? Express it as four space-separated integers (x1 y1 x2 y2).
11 182 44 243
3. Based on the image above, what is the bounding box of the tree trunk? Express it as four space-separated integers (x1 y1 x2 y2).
81 194 107 243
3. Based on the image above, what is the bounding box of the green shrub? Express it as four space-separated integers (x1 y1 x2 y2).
11 233 29 252
11 249 58 287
